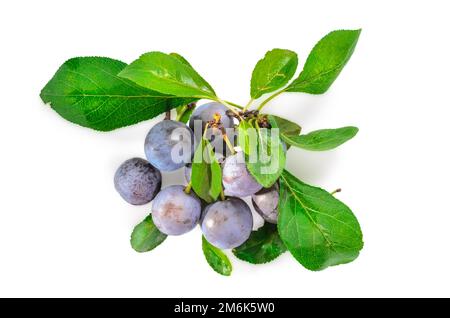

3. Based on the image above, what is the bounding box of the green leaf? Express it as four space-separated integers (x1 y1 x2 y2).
119 51 216 99
282 126 358 151
278 170 363 271
191 139 222 203
267 115 302 150
40 57 193 131
202 236 232 276
169 52 192 67
267 115 301 137
130 214 167 253
237 120 255 155
251 49 298 99
170 53 199 123
286 29 361 94
232 223 286 264
246 127 285 188
209 153 223 200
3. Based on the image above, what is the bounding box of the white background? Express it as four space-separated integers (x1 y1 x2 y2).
0 0 449 297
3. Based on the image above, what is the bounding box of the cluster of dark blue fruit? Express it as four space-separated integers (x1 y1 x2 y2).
115 102 275 249
41 29 364 275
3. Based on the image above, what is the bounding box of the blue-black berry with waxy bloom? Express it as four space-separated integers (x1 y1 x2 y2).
222 152 262 197
114 158 161 205
145 120 194 172
151 185 201 235
201 197 253 249
252 183 279 224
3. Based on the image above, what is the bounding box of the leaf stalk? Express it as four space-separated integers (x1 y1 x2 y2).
257 89 285 111
184 182 192 194
222 133 236 155
242 98 254 112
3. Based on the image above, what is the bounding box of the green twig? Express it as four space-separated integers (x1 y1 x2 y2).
224 100 244 109
242 98 254 112
223 133 236 155
203 123 210 139
184 182 192 194
176 102 196 121
175 106 187 121
215 98 242 119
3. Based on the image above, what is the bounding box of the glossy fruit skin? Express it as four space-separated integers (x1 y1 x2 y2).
189 102 235 156
144 120 194 172
151 185 201 235
222 152 262 197
114 158 161 205
201 197 253 249
251 183 279 224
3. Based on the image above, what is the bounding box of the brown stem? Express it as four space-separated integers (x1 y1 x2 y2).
330 188 342 195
